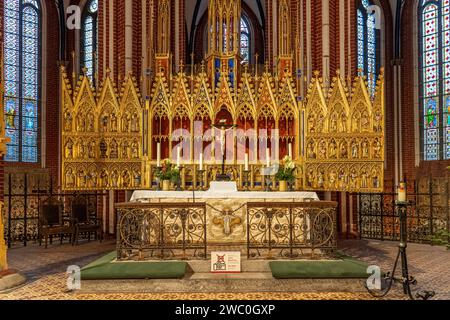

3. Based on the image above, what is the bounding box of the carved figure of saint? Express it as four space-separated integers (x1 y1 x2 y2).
317 114 325 133
330 112 338 132
329 141 337 159
100 170 108 188
134 171 141 187
329 171 337 189
66 169 75 187
65 140 73 159
362 140 369 158
340 112 347 132
88 141 96 158
78 141 86 159
110 140 118 159
78 170 86 188
373 139 381 158
100 139 108 158
131 113 139 132
101 115 109 132
64 111 72 131
318 140 327 159
374 111 382 132
131 141 139 158
87 113 94 132
91 171 98 188
307 142 316 159
340 143 348 159
338 170 346 189
351 140 359 159
361 111 370 132
350 170 358 189
318 170 325 188
111 170 119 188
372 171 380 188
122 171 130 188
361 171 368 188
77 115 85 132
122 140 129 158
122 114 130 132
111 113 118 132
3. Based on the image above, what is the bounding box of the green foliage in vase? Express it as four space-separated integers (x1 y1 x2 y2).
275 155 296 182
155 159 180 181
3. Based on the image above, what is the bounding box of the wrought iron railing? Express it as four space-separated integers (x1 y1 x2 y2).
116 202 207 260
3 171 105 247
356 178 450 243
246 201 338 259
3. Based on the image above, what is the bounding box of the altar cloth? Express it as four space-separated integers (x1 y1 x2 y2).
130 190 320 202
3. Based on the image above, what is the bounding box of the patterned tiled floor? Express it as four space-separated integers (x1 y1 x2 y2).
0 239 448 300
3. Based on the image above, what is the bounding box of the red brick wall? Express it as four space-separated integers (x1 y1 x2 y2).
43 1 61 181
311 0 322 73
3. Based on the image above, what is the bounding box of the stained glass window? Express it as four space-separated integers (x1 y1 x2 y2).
419 0 450 160
3 0 41 162
240 17 250 63
81 0 98 83
357 0 380 98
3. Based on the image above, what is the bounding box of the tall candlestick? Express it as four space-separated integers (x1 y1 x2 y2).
157 142 161 167
288 143 293 158
199 152 203 170
177 146 181 167
245 153 249 171
266 148 271 167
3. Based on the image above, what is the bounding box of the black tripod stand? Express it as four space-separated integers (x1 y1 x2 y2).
366 201 435 300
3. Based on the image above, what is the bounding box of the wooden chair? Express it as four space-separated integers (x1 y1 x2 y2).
71 195 103 244
38 197 76 248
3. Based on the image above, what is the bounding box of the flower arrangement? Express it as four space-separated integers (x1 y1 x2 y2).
275 155 296 182
155 159 180 182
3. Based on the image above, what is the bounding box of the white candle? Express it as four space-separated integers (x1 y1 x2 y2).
199 152 203 170
266 148 270 167
288 143 292 158
244 153 249 171
156 143 161 167
398 182 406 202
176 146 181 167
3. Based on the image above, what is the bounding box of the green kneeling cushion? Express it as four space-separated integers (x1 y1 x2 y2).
81 252 187 280
270 258 370 279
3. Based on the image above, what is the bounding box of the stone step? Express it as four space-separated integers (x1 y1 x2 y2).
78 277 367 294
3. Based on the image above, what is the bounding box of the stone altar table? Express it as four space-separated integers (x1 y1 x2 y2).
130 187 319 244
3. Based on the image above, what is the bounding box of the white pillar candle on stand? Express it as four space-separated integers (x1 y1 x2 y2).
244 153 249 171
398 182 406 202
176 146 181 167
156 143 161 167
266 148 271 167
199 152 203 170
288 143 292 158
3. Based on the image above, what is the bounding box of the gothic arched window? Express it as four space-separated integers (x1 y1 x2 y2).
3 0 41 162
240 17 251 63
419 1 450 160
81 0 98 82
357 0 380 97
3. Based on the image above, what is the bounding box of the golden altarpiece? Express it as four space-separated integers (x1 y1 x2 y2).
60 0 385 193
60 65 385 193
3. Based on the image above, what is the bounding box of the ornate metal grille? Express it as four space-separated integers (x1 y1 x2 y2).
116 203 207 260
247 202 338 259
3 171 101 247
357 178 450 243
